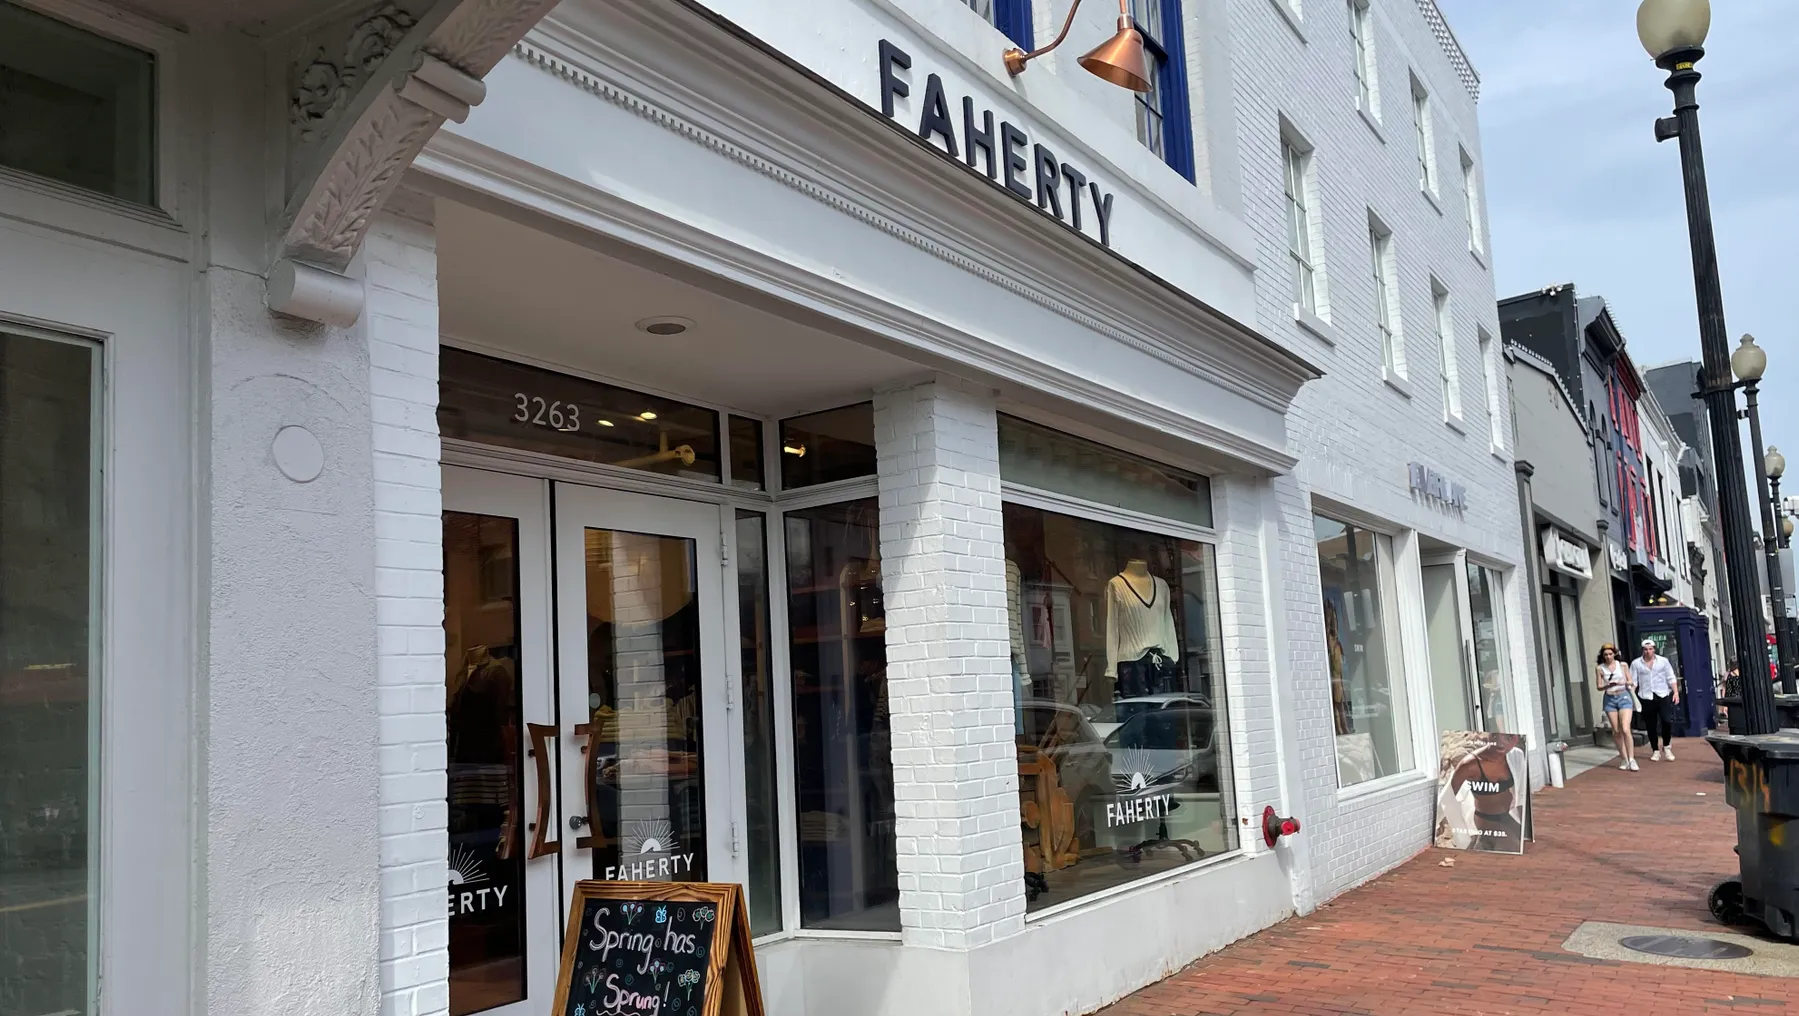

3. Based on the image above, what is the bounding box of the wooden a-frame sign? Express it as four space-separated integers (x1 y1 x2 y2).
552 881 765 1016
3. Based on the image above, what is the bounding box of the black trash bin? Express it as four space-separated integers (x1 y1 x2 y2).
1708 730 1799 939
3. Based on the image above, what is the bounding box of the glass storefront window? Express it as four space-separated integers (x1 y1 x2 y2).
735 511 782 935
729 415 765 491
1 329 98 1016
779 404 876 489
0 3 156 205
998 415 1213 528
443 513 528 1016
1003 502 1236 911
438 348 722 481
784 498 898 930
1467 565 1514 734
1314 516 1414 786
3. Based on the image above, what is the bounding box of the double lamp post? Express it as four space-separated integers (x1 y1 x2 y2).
1637 0 1786 733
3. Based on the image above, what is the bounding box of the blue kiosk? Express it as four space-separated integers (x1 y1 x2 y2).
1639 604 1717 737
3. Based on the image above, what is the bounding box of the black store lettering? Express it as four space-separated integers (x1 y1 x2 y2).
877 39 1116 247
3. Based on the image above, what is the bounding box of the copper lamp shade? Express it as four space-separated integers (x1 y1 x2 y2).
1003 0 1152 93
1079 16 1152 93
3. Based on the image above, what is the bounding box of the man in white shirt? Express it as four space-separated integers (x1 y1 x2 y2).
1631 639 1681 761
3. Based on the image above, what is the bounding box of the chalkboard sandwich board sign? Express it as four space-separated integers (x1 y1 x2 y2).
553 882 765 1016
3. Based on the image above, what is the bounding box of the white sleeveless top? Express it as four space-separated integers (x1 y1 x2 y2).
1599 661 1630 696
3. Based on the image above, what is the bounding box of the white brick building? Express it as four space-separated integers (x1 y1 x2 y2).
0 2 1532 1016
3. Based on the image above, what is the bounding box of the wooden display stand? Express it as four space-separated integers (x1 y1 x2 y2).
552 882 764 1016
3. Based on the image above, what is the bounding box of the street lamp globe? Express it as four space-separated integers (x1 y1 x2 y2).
1733 334 1768 383
1770 446 1788 480
1637 0 1711 59
1786 516 1796 541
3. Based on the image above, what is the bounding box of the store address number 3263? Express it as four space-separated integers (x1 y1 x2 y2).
513 393 582 433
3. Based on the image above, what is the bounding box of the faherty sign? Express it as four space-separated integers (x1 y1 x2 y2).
877 40 1118 247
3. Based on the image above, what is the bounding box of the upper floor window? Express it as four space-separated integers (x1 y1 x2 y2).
1479 328 1503 449
964 0 1034 49
1411 79 1436 195
1432 281 1462 420
1283 139 1320 315
1368 217 1402 376
1461 149 1485 254
1348 0 1376 115
0 2 156 205
1131 0 1196 182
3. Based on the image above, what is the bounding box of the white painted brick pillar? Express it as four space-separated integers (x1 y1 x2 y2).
364 192 451 1016
872 375 1026 950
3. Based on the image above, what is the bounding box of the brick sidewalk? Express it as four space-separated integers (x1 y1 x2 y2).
1099 737 1791 1015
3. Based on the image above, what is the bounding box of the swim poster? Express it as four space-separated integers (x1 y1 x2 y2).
1434 730 1527 855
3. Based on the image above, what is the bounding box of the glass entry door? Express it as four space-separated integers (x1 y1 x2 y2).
442 470 741 1016
551 484 736 894
443 468 559 1016
1420 552 1517 735
1422 561 1474 733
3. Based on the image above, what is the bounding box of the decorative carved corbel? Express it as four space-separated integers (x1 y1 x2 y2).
268 0 560 326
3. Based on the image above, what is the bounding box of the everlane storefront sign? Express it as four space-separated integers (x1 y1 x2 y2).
876 40 1117 248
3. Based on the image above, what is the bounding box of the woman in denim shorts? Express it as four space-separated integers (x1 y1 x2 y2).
1597 644 1637 771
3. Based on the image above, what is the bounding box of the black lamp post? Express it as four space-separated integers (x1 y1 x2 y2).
1639 0 1779 733
1735 338 1797 695
1769 448 1798 691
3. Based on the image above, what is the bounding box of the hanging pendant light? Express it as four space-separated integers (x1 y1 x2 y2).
1003 0 1152 94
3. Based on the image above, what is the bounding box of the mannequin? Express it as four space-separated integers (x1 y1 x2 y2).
1106 559 1180 695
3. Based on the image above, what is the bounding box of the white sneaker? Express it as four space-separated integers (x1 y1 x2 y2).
1629 759 1640 771
1620 759 1632 770
1665 748 1676 761
1651 749 1664 762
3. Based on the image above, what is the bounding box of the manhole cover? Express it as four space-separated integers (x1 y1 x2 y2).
1619 934 1753 960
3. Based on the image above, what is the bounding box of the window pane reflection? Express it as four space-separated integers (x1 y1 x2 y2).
785 498 898 930
443 513 527 1016
736 511 782 935
779 404 876 489
0 330 95 1016
1004 503 1236 911
583 529 708 883
730 416 765 491
0 4 156 204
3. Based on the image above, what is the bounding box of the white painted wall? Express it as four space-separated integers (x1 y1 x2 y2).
364 195 452 1016
1224 0 1536 897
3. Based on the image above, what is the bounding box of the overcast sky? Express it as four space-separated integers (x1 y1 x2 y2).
1435 0 1797 521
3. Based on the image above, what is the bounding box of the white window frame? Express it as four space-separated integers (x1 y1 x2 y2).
1348 0 1377 117
1368 215 1404 380
1412 79 1437 196
1461 148 1485 255
1479 327 1504 451
1432 281 1462 422
1 254 194 1015
1283 134 1326 320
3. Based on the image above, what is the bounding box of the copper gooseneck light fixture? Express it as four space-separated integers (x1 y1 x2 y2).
1002 0 1152 94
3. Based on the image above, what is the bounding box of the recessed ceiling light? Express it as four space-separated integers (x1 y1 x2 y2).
635 316 694 336
596 419 615 427
639 411 658 421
